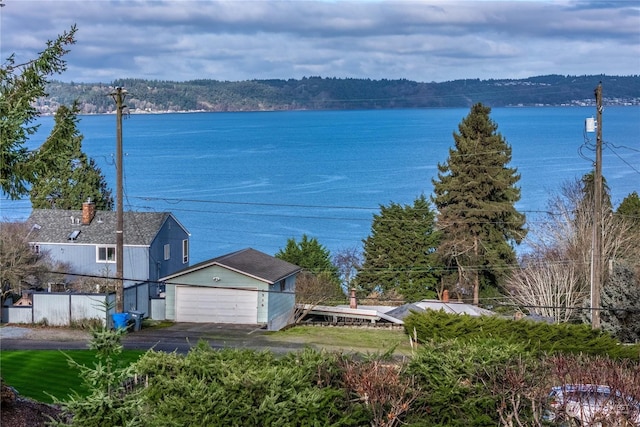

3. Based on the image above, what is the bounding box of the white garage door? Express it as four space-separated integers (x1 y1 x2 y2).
175 286 258 324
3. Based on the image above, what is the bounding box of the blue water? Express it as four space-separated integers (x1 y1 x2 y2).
1 107 638 263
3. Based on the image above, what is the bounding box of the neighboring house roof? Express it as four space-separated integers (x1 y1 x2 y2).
308 299 496 325
386 300 495 320
303 304 405 324
27 209 188 246
161 248 301 284
384 303 425 320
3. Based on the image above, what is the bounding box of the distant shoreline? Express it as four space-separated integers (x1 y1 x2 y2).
36 103 639 117
39 75 640 116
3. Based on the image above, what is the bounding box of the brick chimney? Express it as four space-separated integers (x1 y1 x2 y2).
349 288 357 309
82 198 96 225
442 289 449 303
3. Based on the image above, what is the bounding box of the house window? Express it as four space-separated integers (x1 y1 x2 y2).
279 279 286 292
97 246 116 263
164 244 170 260
182 239 189 264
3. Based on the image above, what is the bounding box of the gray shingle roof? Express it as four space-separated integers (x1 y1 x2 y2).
385 303 426 320
27 209 176 246
163 248 301 284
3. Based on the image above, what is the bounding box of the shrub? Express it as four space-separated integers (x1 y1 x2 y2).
48 327 144 427
339 356 420 427
132 343 368 426
405 337 530 426
403 310 640 359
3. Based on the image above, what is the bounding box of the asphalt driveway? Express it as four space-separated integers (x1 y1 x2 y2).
1 323 306 354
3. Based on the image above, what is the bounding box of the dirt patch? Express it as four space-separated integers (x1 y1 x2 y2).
1 380 66 427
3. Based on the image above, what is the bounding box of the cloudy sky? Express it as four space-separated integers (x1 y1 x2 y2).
2 0 639 83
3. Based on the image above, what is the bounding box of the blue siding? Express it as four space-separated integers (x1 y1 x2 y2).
38 243 150 288
37 215 188 289
267 275 296 327
148 216 190 282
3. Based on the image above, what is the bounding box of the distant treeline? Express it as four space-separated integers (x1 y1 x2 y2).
39 74 640 114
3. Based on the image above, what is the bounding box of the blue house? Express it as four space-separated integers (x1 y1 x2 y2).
26 201 190 295
160 248 300 331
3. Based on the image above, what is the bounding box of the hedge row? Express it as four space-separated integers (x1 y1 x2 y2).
50 321 640 426
403 310 640 359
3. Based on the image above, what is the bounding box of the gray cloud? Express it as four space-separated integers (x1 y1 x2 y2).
2 0 638 83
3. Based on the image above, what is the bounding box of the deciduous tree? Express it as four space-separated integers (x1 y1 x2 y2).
432 103 526 304
507 178 638 331
1 26 77 198
508 251 584 323
332 246 362 293
0 222 63 305
29 102 113 210
356 195 440 301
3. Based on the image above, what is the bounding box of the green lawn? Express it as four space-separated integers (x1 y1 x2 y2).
1 327 410 404
0 350 145 403
272 326 413 355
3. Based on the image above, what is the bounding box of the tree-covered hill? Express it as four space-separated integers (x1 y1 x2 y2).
39 74 640 114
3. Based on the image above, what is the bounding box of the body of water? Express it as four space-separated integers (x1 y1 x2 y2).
1 107 638 263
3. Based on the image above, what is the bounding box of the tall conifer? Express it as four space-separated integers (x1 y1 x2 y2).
1 26 77 198
357 195 441 301
432 103 526 304
29 102 113 210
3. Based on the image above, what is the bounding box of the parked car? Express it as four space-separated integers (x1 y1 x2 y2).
543 384 640 426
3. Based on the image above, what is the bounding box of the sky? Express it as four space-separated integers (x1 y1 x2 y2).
1 0 639 83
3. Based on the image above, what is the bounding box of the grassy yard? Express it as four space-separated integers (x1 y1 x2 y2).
271 325 413 355
0 350 145 403
1 326 411 404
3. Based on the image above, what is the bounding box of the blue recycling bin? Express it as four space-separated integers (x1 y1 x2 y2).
112 312 129 330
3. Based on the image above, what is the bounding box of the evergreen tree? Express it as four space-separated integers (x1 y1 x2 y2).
356 195 441 301
432 103 526 304
1 26 77 198
276 235 338 277
598 261 640 343
29 102 113 210
617 191 640 232
275 235 343 302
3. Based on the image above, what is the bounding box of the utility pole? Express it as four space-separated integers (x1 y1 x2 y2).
110 87 127 313
591 83 603 329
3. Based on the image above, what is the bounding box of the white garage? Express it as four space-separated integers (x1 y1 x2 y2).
161 248 301 330
175 286 258 324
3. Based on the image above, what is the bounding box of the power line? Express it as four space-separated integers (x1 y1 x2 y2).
41 270 640 315
606 142 640 175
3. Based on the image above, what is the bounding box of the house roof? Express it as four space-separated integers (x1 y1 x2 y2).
386 300 495 320
383 303 426 320
301 304 405 324
26 209 188 246
161 248 301 284
415 300 495 316
304 299 496 325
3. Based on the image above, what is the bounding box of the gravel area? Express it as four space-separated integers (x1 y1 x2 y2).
1 326 90 341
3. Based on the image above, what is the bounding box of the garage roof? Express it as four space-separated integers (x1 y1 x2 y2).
161 248 301 284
